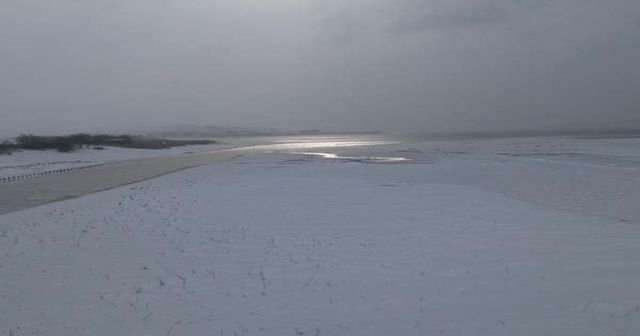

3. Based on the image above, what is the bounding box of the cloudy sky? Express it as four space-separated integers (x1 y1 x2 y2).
1 0 639 134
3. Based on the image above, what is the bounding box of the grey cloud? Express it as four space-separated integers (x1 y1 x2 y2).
388 1 512 33
0 0 639 135
316 0 541 36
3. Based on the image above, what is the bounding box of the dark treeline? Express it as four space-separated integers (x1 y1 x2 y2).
15 134 134 152
0 134 216 154
0 141 12 155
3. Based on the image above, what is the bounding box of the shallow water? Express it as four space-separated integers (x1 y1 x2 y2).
295 152 410 163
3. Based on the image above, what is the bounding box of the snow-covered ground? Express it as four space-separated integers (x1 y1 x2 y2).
0 160 105 183
1 136 639 335
0 144 226 182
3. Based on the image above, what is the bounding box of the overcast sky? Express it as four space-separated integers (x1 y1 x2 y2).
1 0 639 135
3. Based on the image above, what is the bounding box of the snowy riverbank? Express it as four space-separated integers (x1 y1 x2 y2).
0 143 226 182
1 136 639 335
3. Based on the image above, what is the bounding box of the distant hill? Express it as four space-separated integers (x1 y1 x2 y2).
144 125 287 138
143 125 381 139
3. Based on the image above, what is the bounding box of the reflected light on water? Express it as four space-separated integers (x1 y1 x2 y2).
211 137 400 154
296 152 410 163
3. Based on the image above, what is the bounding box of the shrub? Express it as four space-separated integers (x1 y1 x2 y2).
0 141 13 155
16 134 49 150
55 140 77 152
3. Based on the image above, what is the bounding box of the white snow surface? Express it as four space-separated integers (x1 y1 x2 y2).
0 144 225 181
1 136 640 335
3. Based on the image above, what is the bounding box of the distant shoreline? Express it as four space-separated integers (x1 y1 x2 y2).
400 128 640 141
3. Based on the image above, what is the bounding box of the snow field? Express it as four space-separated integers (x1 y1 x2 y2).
1 146 639 336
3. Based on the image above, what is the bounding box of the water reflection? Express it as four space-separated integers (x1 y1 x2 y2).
296 152 410 163
227 141 397 152
208 135 399 155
